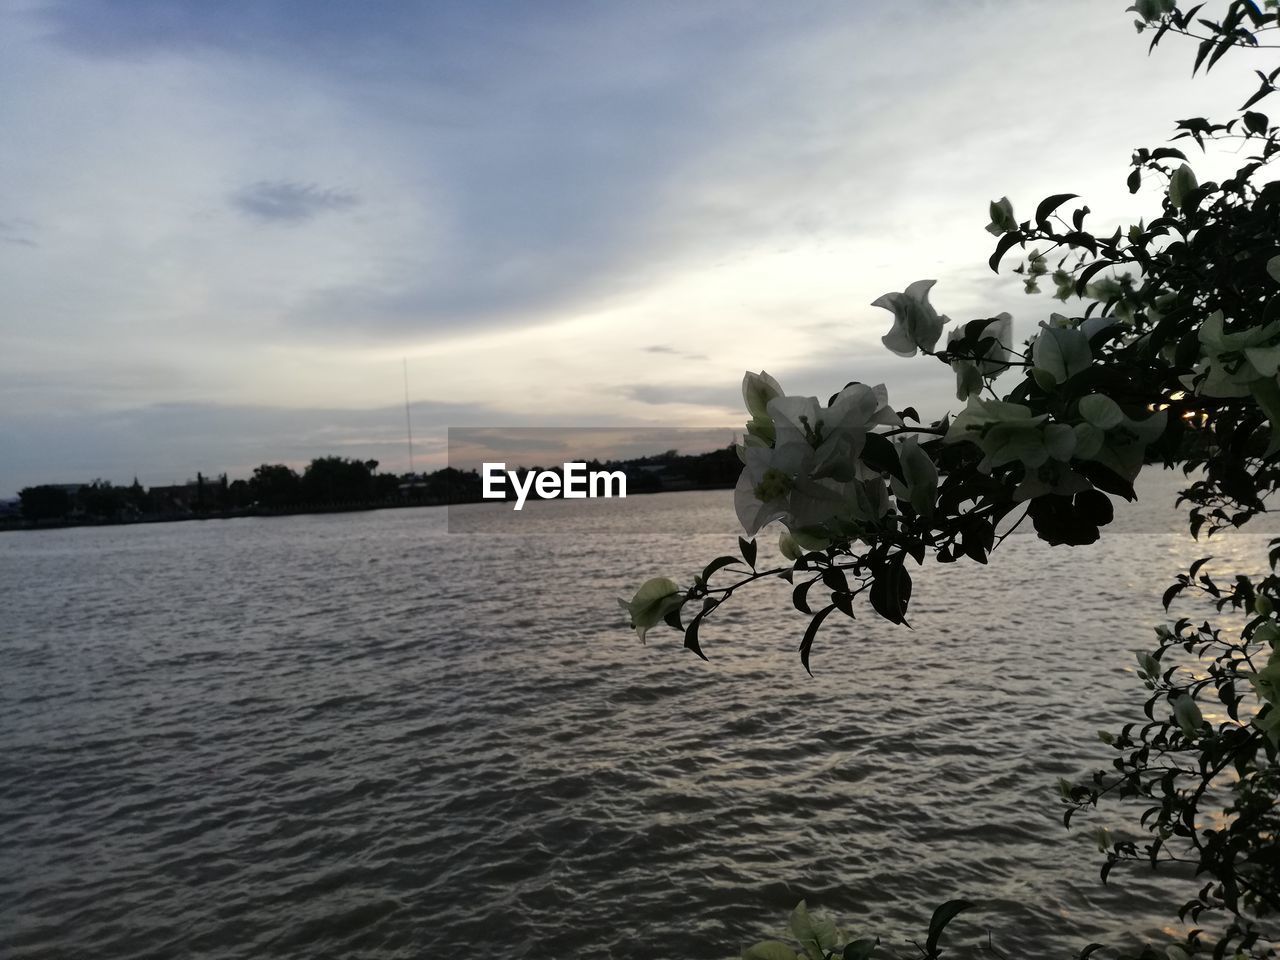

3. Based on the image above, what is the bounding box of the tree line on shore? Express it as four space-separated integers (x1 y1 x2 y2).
11 445 742 525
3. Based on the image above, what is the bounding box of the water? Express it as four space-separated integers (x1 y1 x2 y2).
1 478 1273 958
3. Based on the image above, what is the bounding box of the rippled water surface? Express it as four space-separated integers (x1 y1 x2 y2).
2 479 1274 958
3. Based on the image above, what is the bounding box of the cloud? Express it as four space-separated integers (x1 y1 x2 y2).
0 217 37 247
34 0 430 61
623 383 739 409
3 0 1258 491
229 180 359 224
643 344 708 360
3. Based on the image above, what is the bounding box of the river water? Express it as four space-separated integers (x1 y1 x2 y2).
1 477 1273 958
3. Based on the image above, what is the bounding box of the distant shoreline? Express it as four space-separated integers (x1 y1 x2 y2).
0 481 736 534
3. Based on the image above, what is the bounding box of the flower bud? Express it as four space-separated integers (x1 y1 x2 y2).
1173 694 1203 738
1168 164 1198 210
617 577 684 643
742 371 783 420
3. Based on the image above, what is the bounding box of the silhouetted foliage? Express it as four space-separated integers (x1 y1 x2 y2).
249 463 302 508
300 456 380 504
620 4 1280 956
18 485 72 521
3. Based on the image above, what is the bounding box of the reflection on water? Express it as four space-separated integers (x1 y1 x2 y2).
0 472 1273 957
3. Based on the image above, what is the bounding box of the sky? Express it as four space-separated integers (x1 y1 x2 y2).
0 0 1258 495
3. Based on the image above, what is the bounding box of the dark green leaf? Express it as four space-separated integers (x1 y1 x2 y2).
1035 193 1078 226
843 939 878 960
988 231 1024 273
799 604 837 676
701 555 740 583
1062 231 1098 254
1241 79 1274 111
868 559 912 625
861 432 905 483
1075 489 1114 527
1205 32 1236 73
1075 460 1137 501
684 617 707 661
739 536 757 569
925 899 974 955
821 565 849 593
1192 36 1215 75
792 578 817 615
1074 260 1114 296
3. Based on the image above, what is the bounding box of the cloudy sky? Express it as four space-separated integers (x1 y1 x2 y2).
0 0 1254 495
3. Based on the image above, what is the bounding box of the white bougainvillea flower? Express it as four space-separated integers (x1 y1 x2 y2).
769 384 900 477
777 531 803 562
735 382 904 537
985 196 1016 236
1072 393 1168 481
768 394 857 481
951 359 984 401
1032 321 1092 385
768 383 901 437
617 577 684 643
946 313 1014 400
777 476 890 546
971 314 1015 372
873 279 950 357
890 436 938 515
1182 310 1280 398
734 439 813 536
945 395 1075 472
